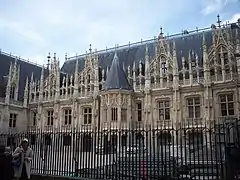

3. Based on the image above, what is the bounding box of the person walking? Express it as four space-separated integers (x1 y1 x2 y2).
13 138 33 180
0 144 14 180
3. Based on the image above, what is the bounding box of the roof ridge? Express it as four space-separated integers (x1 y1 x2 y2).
0 50 43 68
66 22 236 62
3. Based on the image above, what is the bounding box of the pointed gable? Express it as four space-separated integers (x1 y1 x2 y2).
104 52 132 91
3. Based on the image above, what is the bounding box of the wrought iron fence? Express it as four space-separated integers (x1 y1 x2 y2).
1 119 240 179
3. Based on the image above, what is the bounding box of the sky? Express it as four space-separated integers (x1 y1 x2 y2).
0 0 239 66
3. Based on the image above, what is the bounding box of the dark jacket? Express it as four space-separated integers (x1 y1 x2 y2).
0 153 14 180
224 146 240 180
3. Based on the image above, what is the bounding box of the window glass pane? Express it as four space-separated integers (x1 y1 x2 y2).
165 109 170 120
188 99 193 105
195 106 200 118
188 106 194 118
137 103 142 110
84 115 88 124
69 116 72 125
229 109 234 116
13 120 16 127
159 109 164 116
88 108 92 113
88 114 92 124
228 103 234 109
84 109 87 114
159 102 164 108
65 116 68 125
159 114 164 121
165 101 170 107
220 95 226 102
137 111 142 122
221 110 227 116
221 103 227 110
227 94 233 102
194 98 200 105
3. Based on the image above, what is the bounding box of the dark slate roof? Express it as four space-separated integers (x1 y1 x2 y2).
61 24 240 76
104 52 132 91
0 53 44 101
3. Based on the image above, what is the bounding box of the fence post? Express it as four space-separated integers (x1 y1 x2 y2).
74 159 79 177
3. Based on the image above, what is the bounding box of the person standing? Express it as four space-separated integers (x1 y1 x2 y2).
0 144 14 180
13 138 33 180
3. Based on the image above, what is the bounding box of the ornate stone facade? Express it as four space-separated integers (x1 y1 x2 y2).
0 19 240 139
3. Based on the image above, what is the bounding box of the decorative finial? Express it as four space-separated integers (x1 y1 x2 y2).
47 52 51 59
54 53 56 61
217 14 221 28
89 44 92 52
47 53 51 69
160 27 163 36
65 53 67 60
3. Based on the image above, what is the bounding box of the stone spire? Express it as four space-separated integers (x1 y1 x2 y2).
144 44 150 90
5 62 12 103
23 76 29 107
74 56 79 97
104 52 132 91
39 65 45 101
55 57 60 100
202 32 209 71
172 40 179 89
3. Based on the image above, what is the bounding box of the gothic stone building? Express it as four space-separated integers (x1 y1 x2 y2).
0 20 240 149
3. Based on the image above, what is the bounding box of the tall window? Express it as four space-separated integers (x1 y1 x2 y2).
219 94 234 116
32 112 37 126
158 101 170 120
83 108 92 124
9 113 17 128
10 86 15 100
111 108 118 121
187 97 200 118
64 109 72 125
161 62 167 74
136 102 142 122
121 108 127 122
87 74 91 91
47 110 54 126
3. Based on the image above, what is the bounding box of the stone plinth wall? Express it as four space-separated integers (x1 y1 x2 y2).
32 174 93 180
